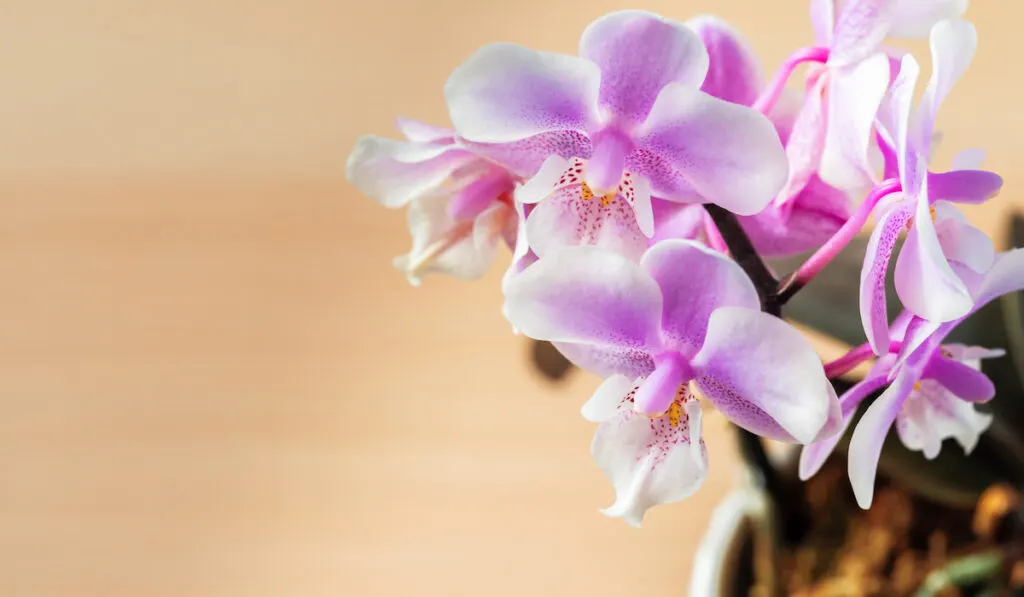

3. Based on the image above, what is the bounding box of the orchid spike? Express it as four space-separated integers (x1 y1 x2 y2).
862 20 1001 353
504 241 842 525
802 247 1024 509
444 11 789 245
347 119 518 285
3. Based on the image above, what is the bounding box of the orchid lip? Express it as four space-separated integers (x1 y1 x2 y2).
633 352 694 416
585 128 634 196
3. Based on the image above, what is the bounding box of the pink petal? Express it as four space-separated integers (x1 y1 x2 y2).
579 11 709 128
650 200 705 243
517 155 574 205
887 54 923 195
692 307 840 443
951 147 987 170
927 169 1003 205
445 43 600 143
640 240 759 354
893 190 973 323
848 367 918 508
778 73 828 203
460 131 593 179
393 195 501 285
860 205 913 355
933 207 995 274
582 374 639 423
686 15 763 106
819 53 890 191
395 117 455 143
896 315 942 367
924 356 996 403
592 389 707 527
810 0 836 45
971 248 1024 307
633 83 788 215
943 344 1006 364
553 342 656 380
889 0 968 38
799 372 890 480
740 174 851 258
896 379 991 460
503 245 663 354
501 198 536 295
915 19 976 154
829 0 895 68
346 135 474 208
524 183 648 261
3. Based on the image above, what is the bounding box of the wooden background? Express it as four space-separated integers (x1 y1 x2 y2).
0 1 1019 595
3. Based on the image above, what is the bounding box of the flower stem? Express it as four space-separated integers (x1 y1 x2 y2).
704 204 781 315
703 204 808 547
823 340 903 379
777 178 902 303
752 46 830 115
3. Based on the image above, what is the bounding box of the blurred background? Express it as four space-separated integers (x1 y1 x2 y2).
0 1 1018 595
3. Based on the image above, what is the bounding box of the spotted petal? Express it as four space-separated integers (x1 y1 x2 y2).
525 182 648 261
633 83 788 215
691 307 841 444
860 204 913 354
592 390 707 527
580 11 709 127
445 43 600 143
503 245 663 364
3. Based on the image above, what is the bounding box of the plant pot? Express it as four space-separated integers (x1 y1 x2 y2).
688 487 769 597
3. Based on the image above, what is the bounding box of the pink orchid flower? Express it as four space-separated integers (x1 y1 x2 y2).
861 20 1001 354
504 241 841 526
690 15 854 258
781 0 969 201
347 118 518 285
802 247 1024 509
444 10 789 260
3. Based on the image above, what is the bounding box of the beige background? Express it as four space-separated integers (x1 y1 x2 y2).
0 1 1018 596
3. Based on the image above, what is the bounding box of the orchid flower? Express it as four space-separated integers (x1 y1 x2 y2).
780 0 969 201
861 20 1001 353
445 9 789 261
689 15 854 258
802 247 1024 509
347 118 518 285
504 240 841 526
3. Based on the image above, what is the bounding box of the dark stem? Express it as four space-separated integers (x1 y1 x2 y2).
704 204 810 545
703 204 781 315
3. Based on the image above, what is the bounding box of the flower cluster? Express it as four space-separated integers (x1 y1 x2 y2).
348 0 1023 524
